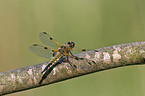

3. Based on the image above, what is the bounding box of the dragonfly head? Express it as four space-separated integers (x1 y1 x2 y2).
67 41 75 48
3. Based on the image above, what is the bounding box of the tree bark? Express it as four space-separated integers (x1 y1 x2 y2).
0 42 145 95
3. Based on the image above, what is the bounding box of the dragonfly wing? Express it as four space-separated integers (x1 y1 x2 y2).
39 32 61 48
29 44 53 58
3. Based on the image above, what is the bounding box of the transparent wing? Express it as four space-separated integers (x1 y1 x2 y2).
39 32 61 49
29 44 54 58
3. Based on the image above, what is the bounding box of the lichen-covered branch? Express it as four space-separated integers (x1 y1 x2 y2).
0 42 145 95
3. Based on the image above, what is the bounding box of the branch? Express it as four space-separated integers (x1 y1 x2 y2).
0 42 145 95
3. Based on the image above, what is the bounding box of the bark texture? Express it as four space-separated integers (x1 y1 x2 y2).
0 42 145 95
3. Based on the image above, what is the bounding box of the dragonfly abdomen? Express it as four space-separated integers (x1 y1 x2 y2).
39 52 63 84
41 52 63 73
50 52 63 65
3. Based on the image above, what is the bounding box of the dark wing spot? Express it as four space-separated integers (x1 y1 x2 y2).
82 49 86 51
43 32 47 34
33 44 38 46
50 37 53 40
44 47 48 49
51 50 55 52
42 32 53 40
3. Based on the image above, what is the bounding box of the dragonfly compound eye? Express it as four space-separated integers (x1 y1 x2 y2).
67 41 70 44
69 42 75 48
44 47 48 49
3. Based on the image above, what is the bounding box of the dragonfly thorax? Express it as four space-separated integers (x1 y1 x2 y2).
59 45 70 54
58 42 75 55
58 48 65 54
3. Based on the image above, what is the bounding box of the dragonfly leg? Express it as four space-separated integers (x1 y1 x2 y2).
69 51 93 65
69 51 74 56
70 51 84 60
66 56 77 68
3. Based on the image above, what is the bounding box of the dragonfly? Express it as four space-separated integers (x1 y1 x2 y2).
30 32 96 84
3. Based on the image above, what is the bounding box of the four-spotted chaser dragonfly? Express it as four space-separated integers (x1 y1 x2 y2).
30 32 95 84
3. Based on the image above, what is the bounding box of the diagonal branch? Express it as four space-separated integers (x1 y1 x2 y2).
0 42 145 95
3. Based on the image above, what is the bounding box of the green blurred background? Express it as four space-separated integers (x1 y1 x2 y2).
0 0 145 96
